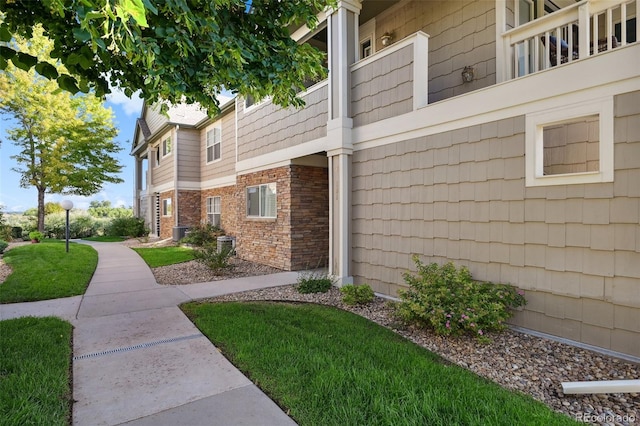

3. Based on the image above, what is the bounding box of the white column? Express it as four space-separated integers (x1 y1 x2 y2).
326 0 360 285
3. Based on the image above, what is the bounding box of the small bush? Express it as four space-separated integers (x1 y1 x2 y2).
0 225 12 241
105 217 148 238
0 240 8 254
193 243 233 273
11 226 22 239
340 284 375 306
181 223 224 247
396 256 526 340
28 231 43 242
296 271 334 294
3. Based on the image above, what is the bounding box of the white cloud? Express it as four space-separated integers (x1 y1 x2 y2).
106 89 144 117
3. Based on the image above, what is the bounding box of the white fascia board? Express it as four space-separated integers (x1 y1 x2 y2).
199 175 237 190
353 44 640 150
235 136 328 174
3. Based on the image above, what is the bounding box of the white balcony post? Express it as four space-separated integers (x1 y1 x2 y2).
326 0 360 285
578 2 590 59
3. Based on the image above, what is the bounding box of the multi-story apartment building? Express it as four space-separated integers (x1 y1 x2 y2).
131 0 640 358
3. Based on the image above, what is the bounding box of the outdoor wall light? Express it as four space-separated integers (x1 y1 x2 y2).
381 32 393 47
61 199 73 253
462 66 475 83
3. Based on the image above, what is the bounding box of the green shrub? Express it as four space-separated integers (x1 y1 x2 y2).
0 240 8 254
340 284 375 306
0 225 12 241
396 256 526 340
11 226 22 239
296 270 334 294
28 231 43 242
105 217 148 238
193 242 233 273
181 223 224 247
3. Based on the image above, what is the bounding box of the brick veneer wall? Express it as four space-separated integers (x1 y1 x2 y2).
178 190 201 227
201 185 238 236
158 190 173 239
235 165 329 271
350 90 640 357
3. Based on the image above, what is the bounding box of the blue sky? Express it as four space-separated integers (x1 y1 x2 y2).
0 90 144 212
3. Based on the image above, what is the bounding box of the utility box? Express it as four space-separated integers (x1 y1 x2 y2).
172 226 190 242
217 236 235 254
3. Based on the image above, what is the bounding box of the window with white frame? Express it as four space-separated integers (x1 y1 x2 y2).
206 196 221 227
162 136 172 157
206 127 221 163
246 183 276 218
162 198 172 216
525 97 614 187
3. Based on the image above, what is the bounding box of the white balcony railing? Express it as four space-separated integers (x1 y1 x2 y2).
502 0 638 79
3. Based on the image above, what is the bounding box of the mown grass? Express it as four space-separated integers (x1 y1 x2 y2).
0 317 73 426
183 302 579 426
132 246 195 268
0 241 97 303
82 235 127 242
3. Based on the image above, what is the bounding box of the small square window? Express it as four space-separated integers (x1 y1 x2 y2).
525 97 613 187
246 183 276 218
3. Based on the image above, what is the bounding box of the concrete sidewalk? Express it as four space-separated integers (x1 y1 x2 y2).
1 241 299 426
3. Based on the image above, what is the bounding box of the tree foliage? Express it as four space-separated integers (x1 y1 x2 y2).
0 0 333 114
0 26 123 232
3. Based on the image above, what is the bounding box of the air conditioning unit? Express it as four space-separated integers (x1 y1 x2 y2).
172 226 190 242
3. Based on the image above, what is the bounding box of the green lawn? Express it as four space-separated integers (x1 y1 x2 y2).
183 302 579 426
0 317 73 426
0 241 97 303
132 246 196 268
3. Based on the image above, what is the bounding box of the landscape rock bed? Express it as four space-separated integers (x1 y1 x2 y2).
198 285 639 426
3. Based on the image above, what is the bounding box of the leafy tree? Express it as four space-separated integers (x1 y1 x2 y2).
0 0 332 115
0 27 122 232
88 200 132 218
45 202 64 215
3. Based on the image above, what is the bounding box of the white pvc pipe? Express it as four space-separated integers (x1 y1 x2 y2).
561 379 640 395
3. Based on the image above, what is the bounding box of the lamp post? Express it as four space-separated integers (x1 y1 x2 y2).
60 200 73 253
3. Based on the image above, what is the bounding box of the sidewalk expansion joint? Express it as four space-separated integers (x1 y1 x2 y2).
73 333 203 360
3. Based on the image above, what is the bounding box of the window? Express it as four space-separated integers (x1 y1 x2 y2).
361 38 372 59
162 198 172 216
525 97 613 187
206 196 221 226
206 127 221 163
162 136 172 157
155 148 161 167
246 183 276 218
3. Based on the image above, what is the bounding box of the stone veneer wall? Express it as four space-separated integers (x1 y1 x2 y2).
350 91 640 357
201 185 238 236
290 165 329 269
158 190 173 240
236 166 292 270
235 165 329 271
177 190 201 227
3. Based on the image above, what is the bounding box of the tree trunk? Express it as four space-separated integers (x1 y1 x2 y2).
37 187 46 233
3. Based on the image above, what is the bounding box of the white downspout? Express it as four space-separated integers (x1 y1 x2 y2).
173 125 180 227
562 379 640 395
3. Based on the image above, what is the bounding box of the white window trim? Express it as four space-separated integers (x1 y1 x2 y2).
206 125 222 164
162 198 172 216
161 136 172 158
525 97 614 187
246 183 277 218
206 196 221 226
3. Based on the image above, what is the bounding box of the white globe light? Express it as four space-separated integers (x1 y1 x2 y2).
61 200 74 211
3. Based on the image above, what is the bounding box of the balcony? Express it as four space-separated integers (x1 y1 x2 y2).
502 0 638 79
350 31 429 128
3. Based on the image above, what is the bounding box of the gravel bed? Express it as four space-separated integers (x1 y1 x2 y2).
152 259 283 285
196 285 639 426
